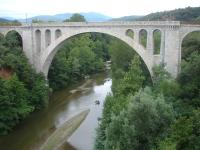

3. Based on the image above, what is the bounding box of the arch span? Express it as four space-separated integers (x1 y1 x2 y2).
40 30 153 77
180 27 200 44
179 26 200 69
181 30 200 59
4 29 22 38
5 30 23 48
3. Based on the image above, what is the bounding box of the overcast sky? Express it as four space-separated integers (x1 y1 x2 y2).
0 0 200 18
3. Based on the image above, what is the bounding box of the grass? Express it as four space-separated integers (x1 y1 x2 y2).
39 109 90 150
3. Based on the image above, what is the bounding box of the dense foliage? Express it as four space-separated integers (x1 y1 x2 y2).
0 31 48 135
95 31 200 149
138 7 200 21
114 6 200 22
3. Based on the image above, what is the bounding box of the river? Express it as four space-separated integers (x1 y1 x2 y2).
0 72 112 150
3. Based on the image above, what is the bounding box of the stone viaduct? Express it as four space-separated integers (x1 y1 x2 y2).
0 21 200 78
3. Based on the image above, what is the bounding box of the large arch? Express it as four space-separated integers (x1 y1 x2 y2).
40 29 153 77
179 27 200 70
3 29 22 38
5 30 23 48
180 28 200 44
181 30 200 59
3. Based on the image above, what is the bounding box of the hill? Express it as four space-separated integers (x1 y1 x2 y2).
0 18 9 22
18 12 112 22
138 6 200 21
112 15 142 21
113 6 200 22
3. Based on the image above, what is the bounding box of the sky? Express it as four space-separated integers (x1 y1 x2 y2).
0 0 200 19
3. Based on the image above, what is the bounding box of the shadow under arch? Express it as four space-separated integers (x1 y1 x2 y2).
41 31 152 78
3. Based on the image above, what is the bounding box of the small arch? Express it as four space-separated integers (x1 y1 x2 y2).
35 29 41 53
139 29 147 48
5 30 23 48
153 29 161 55
45 29 51 48
55 29 62 39
125 29 134 39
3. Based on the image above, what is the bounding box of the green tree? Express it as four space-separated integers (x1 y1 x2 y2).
178 51 200 107
64 13 86 22
104 88 174 150
157 109 200 150
0 75 33 135
32 19 44 23
114 56 145 96
0 30 49 135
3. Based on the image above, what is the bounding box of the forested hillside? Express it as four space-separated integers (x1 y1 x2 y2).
113 6 200 22
138 7 200 21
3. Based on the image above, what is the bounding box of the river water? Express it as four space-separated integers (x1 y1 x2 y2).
0 72 112 150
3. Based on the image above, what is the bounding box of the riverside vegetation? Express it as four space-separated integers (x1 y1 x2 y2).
0 31 48 135
95 31 200 149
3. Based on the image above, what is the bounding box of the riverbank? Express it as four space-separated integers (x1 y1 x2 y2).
39 109 90 150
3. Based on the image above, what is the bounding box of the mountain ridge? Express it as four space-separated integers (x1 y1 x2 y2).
113 6 200 21
7 12 112 22
1 6 200 23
